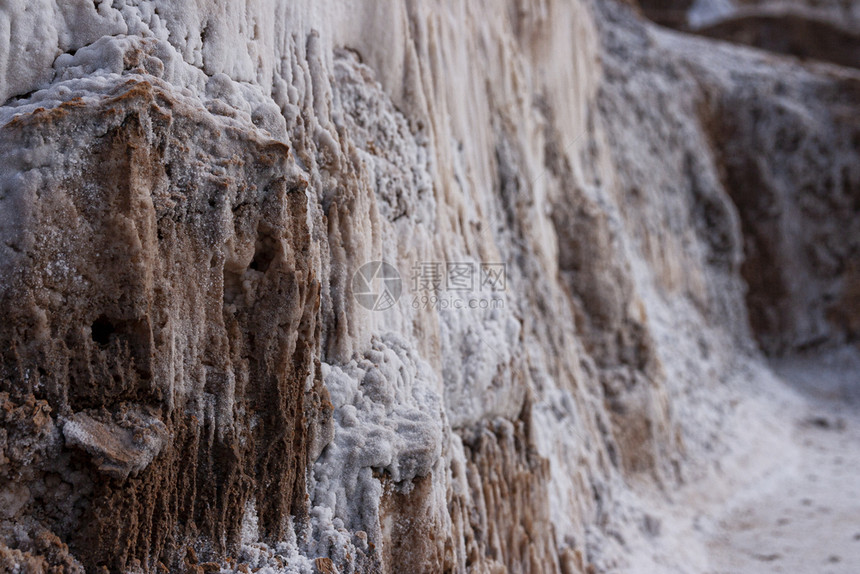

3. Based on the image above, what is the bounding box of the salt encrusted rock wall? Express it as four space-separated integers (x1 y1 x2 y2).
0 0 857 573
0 73 322 571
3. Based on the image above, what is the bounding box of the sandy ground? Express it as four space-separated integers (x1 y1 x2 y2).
705 349 860 574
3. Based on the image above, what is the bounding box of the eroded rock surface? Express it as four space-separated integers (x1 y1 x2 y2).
0 0 857 573
1 69 321 571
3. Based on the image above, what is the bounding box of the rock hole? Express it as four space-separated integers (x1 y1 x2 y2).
249 229 277 273
91 315 115 346
88 316 153 380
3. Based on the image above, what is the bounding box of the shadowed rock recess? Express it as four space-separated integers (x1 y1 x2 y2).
0 0 858 573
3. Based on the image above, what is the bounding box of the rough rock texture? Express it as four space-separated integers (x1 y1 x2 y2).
0 73 321 571
0 0 857 573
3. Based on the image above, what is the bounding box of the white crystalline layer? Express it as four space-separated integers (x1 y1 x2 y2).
313 334 444 530
235 507 317 574
0 0 442 116
438 297 526 428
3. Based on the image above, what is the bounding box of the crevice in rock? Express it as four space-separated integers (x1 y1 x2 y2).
249 226 278 273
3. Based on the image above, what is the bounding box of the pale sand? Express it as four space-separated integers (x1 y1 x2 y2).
706 350 860 574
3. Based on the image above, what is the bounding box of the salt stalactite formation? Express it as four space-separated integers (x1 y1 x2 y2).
0 0 858 572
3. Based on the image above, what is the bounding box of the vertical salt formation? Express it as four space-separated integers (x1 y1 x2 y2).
0 49 322 570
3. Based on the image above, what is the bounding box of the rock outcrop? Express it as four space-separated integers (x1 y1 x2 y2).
1 71 322 571
0 0 857 573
